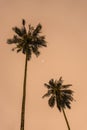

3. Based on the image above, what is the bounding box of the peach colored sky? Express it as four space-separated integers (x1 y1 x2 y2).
0 0 87 130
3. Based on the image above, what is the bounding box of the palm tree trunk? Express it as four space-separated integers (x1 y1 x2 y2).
62 108 70 130
20 54 28 130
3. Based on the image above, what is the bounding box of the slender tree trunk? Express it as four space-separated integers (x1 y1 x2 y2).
62 108 70 130
20 54 28 130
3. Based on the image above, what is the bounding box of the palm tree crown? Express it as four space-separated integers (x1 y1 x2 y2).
7 19 47 60
42 77 74 112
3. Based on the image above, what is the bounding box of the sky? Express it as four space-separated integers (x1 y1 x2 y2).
0 0 87 130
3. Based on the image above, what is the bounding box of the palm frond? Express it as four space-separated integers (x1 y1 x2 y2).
39 36 47 47
44 83 51 89
7 39 14 44
62 94 73 102
42 90 53 98
65 101 71 109
56 77 63 87
56 97 61 111
20 27 27 36
7 35 22 44
34 39 46 47
28 25 34 36
49 79 55 87
59 76 63 82
31 46 40 57
33 23 42 36
12 27 23 37
48 96 55 107
22 19 26 26
17 48 22 53
62 89 74 95
62 84 72 89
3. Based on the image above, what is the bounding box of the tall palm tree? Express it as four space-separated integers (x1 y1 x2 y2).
7 19 47 130
42 77 74 130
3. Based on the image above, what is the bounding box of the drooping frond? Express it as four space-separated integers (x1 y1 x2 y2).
31 46 40 57
56 95 61 111
48 96 55 107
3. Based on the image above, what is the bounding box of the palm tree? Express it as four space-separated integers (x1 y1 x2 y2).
42 77 74 130
7 19 47 130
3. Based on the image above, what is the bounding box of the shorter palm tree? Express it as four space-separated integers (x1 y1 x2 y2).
42 77 74 130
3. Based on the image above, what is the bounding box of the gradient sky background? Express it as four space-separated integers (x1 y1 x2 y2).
0 0 87 130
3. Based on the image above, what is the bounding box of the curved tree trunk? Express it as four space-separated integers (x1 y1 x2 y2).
62 108 70 130
20 54 28 130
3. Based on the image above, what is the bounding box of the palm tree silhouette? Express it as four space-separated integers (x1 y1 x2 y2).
7 19 47 130
42 77 74 130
